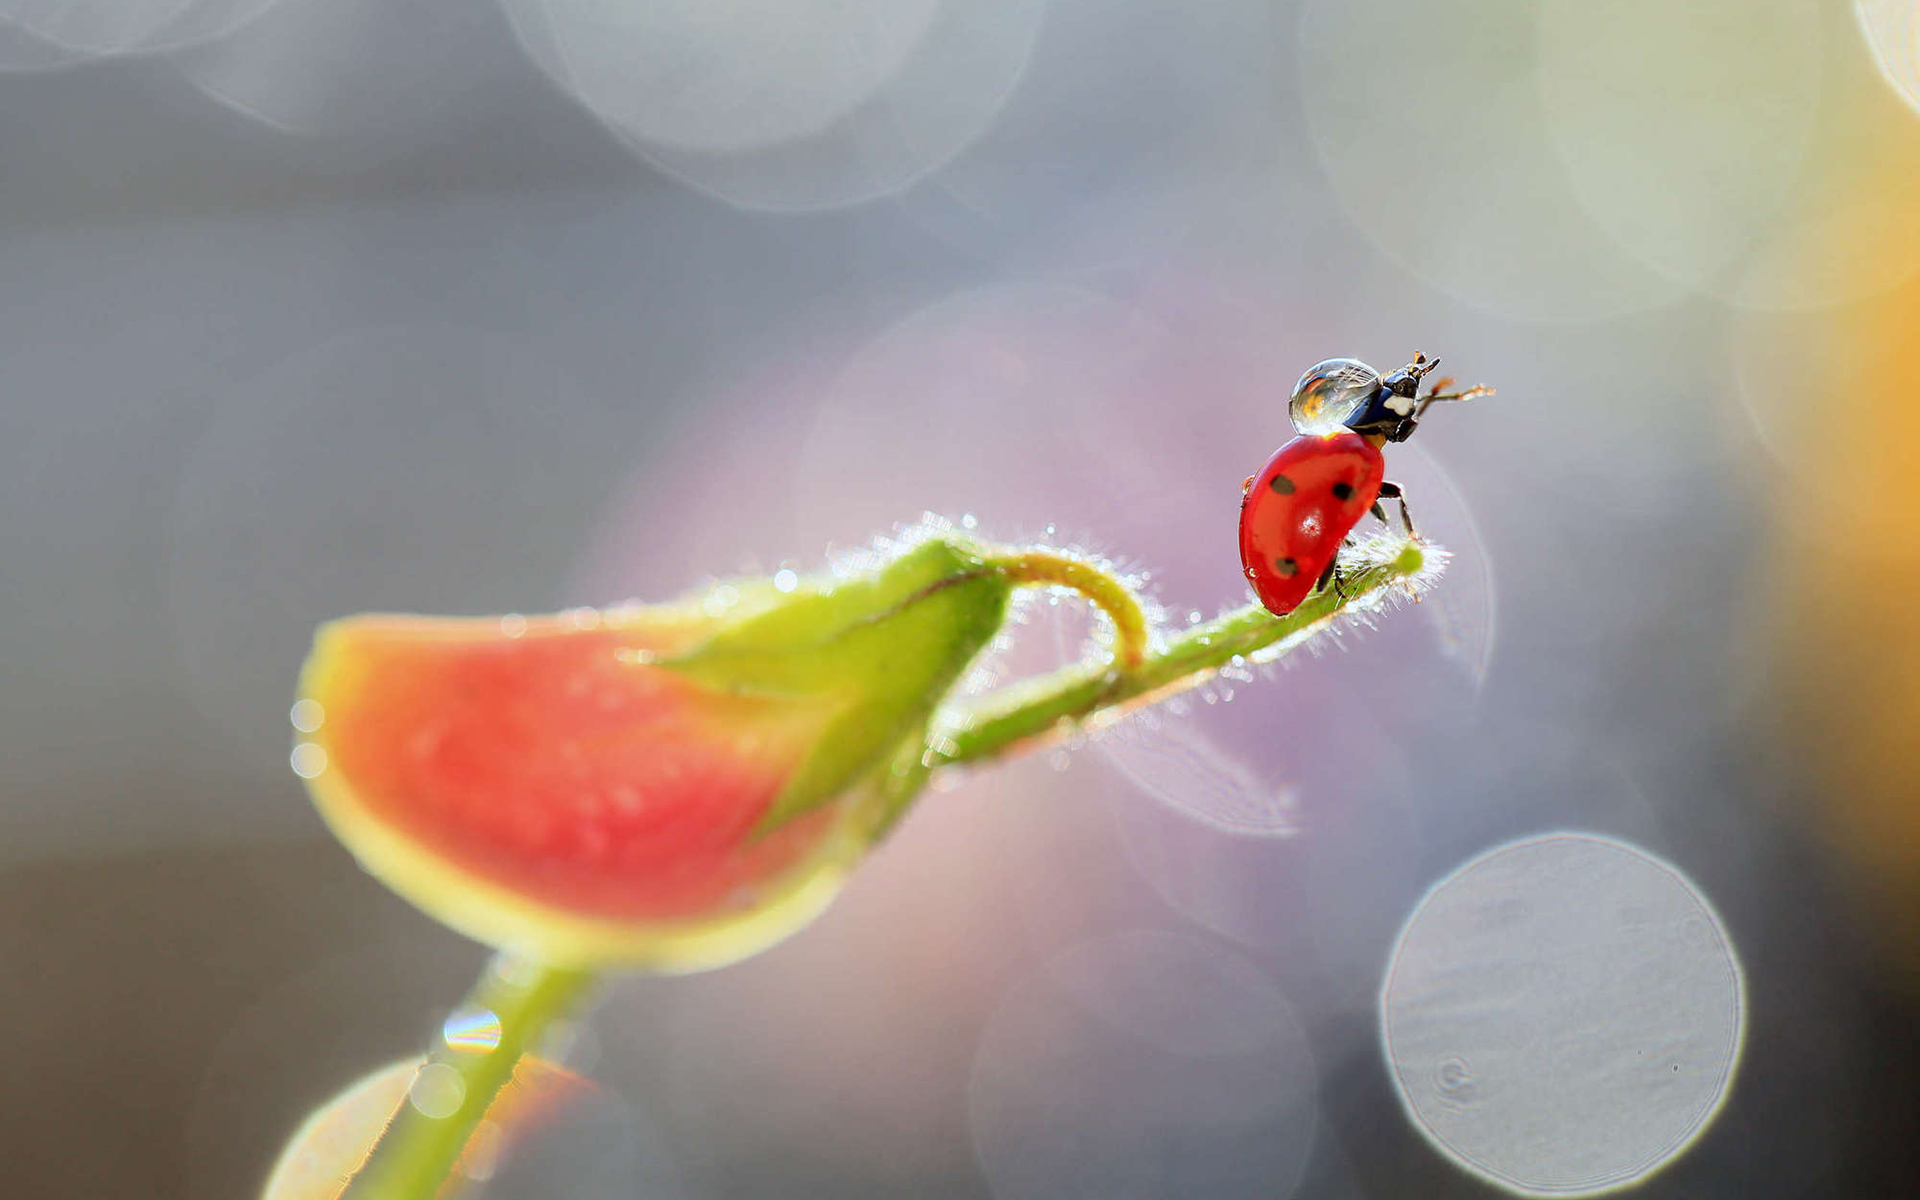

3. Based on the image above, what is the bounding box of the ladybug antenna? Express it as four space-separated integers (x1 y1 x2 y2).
1380 353 1441 399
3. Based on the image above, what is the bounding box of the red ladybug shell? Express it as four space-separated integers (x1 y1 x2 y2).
1238 430 1386 615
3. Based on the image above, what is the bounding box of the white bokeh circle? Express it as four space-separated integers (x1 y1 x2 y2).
1297 0 1687 323
1535 0 1823 296
172 0 491 170
502 0 941 154
899 0 1282 271
0 0 191 55
0 0 290 69
0 12 91 69
501 0 1046 212
1856 0 1920 116
1381 833 1744 1195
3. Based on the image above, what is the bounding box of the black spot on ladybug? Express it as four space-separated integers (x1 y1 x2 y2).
1269 474 1296 495
1331 481 1355 501
1275 557 1299 576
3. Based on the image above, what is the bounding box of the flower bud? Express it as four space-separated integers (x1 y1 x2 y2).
292 536 1010 971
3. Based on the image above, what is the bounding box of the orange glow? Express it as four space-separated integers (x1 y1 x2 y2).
1760 219 1920 978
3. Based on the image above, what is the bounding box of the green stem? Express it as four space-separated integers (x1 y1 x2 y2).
342 955 596 1200
933 540 1429 767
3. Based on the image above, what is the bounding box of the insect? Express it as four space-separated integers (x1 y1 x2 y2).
1238 352 1490 616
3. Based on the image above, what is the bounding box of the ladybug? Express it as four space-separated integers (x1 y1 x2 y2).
1238 351 1488 616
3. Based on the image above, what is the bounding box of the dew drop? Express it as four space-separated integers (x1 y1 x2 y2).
700 584 742 618
500 613 528 638
560 607 596 630
1288 358 1382 435
289 699 325 733
289 742 328 779
773 569 799 593
408 1063 466 1119
442 1007 503 1053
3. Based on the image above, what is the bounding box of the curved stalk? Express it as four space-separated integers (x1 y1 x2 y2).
986 548 1151 669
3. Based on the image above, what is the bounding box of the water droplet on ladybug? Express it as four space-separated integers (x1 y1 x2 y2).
1289 358 1381 435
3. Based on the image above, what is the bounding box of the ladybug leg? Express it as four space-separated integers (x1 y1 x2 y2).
1413 380 1493 421
1316 554 1348 601
1377 481 1417 538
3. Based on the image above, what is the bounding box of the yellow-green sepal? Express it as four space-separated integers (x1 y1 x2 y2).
659 536 1011 833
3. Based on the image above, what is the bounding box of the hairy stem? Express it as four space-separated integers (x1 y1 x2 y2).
933 540 1428 768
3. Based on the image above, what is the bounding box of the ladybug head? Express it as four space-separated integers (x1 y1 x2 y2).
1343 351 1443 442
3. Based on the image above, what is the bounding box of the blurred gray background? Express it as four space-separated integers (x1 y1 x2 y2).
4 1 1918 1197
